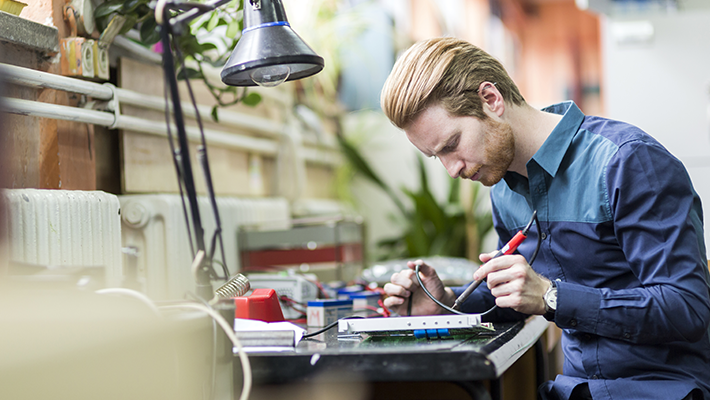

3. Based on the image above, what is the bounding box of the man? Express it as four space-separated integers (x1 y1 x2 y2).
380 37 710 400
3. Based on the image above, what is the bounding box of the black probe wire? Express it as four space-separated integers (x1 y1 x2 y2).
303 212 542 335
414 210 541 317
302 315 364 339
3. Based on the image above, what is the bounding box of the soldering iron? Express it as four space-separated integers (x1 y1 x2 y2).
451 210 538 311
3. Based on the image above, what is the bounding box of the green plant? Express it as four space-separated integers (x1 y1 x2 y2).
94 0 261 119
337 135 494 261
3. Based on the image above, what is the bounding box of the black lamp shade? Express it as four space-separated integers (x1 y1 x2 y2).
220 0 324 87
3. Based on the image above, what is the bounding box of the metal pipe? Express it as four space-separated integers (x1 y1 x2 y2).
115 87 285 139
2 62 296 142
0 63 113 100
4 97 116 126
0 62 340 164
117 115 281 155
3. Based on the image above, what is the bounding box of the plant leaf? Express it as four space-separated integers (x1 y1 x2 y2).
241 92 262 106
211 105 219 122
337 135 408 215
94 0 124 18
177 67 202 80
226 20 241 38
139 17 160 46
118 15 138 35
206 12 220 31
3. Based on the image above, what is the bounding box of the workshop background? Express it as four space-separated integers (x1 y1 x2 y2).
1 0 710 399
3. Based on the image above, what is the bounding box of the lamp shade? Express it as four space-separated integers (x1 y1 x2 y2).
220 0 324 87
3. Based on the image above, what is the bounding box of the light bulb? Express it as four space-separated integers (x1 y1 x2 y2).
250 65 291 87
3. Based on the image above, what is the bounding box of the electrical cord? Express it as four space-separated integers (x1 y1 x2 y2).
95 288 161 316
414 210 541 317
302 315 365 339
172 42 230 282
159 302 252 400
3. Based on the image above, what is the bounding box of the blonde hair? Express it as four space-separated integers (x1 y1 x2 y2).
380 37 526 129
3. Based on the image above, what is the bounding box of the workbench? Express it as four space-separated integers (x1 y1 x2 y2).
234 315 549 400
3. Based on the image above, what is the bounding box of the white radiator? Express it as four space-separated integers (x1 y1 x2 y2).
119 195 291 300
1 189 123 287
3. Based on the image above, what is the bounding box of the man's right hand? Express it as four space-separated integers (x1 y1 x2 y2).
382 259 456 316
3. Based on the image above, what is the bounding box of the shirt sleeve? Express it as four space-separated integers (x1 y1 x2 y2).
554 139 710 344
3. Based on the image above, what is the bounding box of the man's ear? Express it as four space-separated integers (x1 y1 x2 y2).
478 81 505 118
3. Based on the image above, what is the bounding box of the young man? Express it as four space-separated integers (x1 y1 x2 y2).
380 37 710 400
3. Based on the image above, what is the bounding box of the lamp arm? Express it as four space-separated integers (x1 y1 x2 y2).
159 6 214 299
169 0 235 34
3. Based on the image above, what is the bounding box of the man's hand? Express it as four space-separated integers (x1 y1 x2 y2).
475 252 550 315
382 260 456 316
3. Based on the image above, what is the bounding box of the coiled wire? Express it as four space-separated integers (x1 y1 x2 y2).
214 273 250 299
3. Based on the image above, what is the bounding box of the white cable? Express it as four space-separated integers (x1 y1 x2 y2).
159 303 252 400
95 288 161 316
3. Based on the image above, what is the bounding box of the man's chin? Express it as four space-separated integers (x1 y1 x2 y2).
477 171 506 187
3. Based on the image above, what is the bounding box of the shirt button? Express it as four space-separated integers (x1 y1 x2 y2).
592 375 598 380
570 319 577 327
541 232 547 240
623 332 631 339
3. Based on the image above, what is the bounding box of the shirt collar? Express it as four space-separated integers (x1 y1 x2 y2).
530 101 585 178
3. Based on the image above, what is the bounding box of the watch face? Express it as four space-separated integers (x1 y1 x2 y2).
545 284 557 310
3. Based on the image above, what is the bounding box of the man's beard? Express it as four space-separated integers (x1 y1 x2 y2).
462 119 515 187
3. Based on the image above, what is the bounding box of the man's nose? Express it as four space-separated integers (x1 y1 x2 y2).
440 155 462 178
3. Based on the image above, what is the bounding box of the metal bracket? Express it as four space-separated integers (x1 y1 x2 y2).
102 83 120 130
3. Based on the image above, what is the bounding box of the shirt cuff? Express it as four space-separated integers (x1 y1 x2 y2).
555 280 600 332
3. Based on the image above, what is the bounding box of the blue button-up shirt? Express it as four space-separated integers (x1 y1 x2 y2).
453 101 710 400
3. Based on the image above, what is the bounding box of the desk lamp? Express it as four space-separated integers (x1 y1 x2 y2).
221 0 325 87
156 0 324 300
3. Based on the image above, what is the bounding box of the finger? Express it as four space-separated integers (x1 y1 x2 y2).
487 275 517 296
478 250 499 264
407 260 436 278
383 295 406 309
486 262 527 288
383 282 410 298
391 269 418 290
474 254 526 281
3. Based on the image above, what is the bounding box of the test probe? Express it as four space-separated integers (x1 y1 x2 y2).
451 210 537 310
412 210 539 316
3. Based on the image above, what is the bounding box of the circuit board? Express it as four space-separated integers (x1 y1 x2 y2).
338 314 494 339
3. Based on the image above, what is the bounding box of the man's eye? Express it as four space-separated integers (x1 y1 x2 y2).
440 136 459 154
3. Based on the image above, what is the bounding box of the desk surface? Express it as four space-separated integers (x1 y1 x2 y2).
236 315 548 385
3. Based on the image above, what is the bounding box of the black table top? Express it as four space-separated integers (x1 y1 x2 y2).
234 315 548 386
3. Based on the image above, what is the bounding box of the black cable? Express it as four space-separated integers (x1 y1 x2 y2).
528 211 541 265
413 264 467 315
407 292 413 316
302 316 364 339
414 210 541 317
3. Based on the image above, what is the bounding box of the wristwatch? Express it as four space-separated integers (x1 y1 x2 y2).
543 279 557 321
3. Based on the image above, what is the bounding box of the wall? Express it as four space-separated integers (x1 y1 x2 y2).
601 8 710 248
